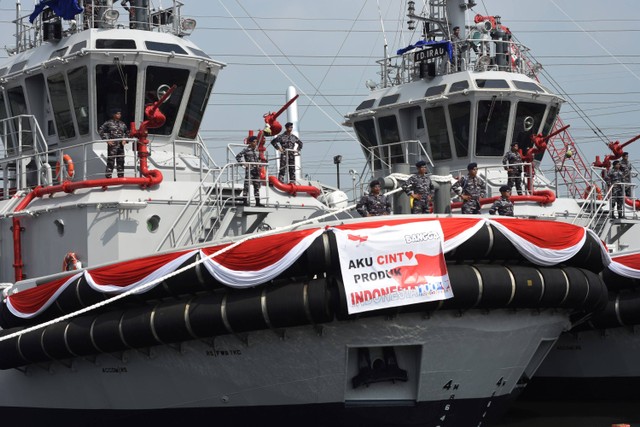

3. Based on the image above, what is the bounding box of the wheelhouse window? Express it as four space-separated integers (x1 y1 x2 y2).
476 98 510 156
475 79 509 89
512 102 547 152
0 93 12 156
424 106 451 160
353 119 380 170
449 102 471 158
449 81 469 93
356 99 375 110
145 41 188 55
425 85 446 97
47 73 76 139
513 81 545 93
179 71 215 139
6 86 32 150
95 64 138 127
68 67 90 135
542 105 559 135
145 66 190 135
96 39 136 49
378 115 402 165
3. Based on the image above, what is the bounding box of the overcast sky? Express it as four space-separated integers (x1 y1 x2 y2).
0 0 638 194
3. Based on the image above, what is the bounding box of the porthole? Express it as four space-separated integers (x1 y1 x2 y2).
147 215 160 232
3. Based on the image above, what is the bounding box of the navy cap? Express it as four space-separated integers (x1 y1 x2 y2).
510 142 519 147
499 185 511 192
369 179 381 188
248 136 258 142
416 160 427 168
109 108 121 116
285 122 293 128
613 160 620 166
467 162 478 170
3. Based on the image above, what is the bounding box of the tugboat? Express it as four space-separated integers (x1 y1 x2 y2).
0 1 610 426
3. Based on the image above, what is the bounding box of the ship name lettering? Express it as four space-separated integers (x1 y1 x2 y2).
101 367 128 373
206 349 242 357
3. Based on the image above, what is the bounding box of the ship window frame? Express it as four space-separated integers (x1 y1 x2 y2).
424 105 452 161
145 41 188 55
95 39 137 49
179 71 216 139
69 41 87 55
47 72 76 140
187 47 210 58
476 98 511 156
513 81 545 93
449 101 471 158
424 84 446 97
377 115 402 165
68 66 90 136
49 47 68 59
475 79 509 89
379 94 400 106
449 81 469 93
9 61 27 74
356 99 375 110
353 119 380 170
144 66 190 136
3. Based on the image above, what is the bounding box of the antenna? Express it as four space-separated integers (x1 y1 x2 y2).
376 0 389 88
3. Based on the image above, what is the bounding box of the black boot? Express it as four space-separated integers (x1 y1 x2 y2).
255 197 263 207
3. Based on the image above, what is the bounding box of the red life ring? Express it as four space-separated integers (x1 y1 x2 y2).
583 185 603 200
55 154 75 181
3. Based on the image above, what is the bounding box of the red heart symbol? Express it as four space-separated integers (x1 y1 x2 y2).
405 251 414 260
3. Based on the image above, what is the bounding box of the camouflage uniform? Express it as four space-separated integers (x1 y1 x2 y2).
271 133 303 182
620 158 631 196
489 197 514 216
607 168 625 218
356 193 391 217
453 175 486 214
402 174 435 214
236 146 264 203
502 150 523 195
99 119 129 178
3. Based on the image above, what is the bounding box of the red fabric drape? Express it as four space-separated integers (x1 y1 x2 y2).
8 276 70 314
491 218 585 249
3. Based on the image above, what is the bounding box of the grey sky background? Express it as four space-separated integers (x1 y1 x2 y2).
1 0 639 195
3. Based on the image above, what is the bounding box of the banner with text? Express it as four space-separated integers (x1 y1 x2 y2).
333 222 453 314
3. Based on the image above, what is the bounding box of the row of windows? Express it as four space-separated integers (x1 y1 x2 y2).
353 100 558 167
355 79 548 111
0 40 209 77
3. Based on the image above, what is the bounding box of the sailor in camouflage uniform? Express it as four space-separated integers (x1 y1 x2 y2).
502 142 523 195
402 160 435 214
620 152 632 197
271 122 303 183
453 162 486 214
99 108 129 178
236 136 264 206
356 180 391 217
489 185 515 216
607 160 625 219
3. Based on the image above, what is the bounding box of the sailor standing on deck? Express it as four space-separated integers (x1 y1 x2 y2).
99 108 129 179
271 122 303 183
356 180 391 217
236 136 264 207
502 142 523 195
608 160 626 219
453 162 486 214
402 160 435 214
489 185 515 216
620 152 632 197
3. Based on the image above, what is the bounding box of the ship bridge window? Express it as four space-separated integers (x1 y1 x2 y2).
145 66 190 135
0 67 7 77
353 119 381 170
449 102 471 158
475 79 509 89
379 94 400 106
7 86 33 151
9 61 27 74
49 47 68 59
68 67 89 135
69 41 87 55
425 85 446 97
0 93 12 156
145 41 188 55
187 47 210 59
424 106 451 160
378 115 402 164
512 102 547 152
96 64 138 129
96 39 137 49
47 73 76 140
513 81 545 93
179 71 215 139
449 81 469 93
356 99 375 110
543 105 559 135
476 98 511 156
